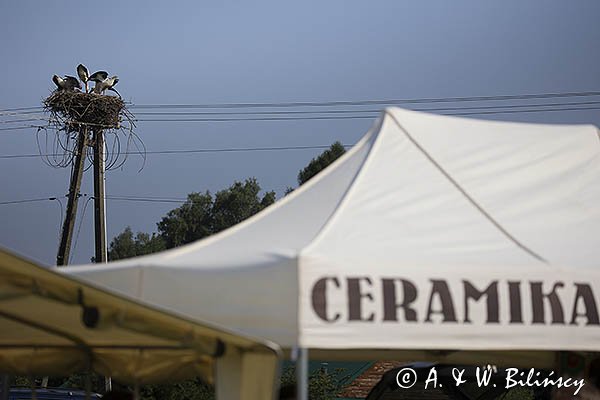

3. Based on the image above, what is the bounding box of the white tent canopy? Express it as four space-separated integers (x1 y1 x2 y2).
63 108 600 364
0 248 281 400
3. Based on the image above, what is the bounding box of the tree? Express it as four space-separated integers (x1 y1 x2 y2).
141 378 215 400
108 178 275 258
280 366 349 400
297 141 346 186
108 226 165 261
158 178 275 249
156 191 214 249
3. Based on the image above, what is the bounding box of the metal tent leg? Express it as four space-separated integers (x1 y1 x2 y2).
296 347 308 400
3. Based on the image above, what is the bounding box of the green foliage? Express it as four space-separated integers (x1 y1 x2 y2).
156 191 214 249
280 366 348 400
108 226 166 261
157 178 275 249
211 179 276 233
141 379 214 400
297 142 346 186
55 372 105 392
108 178 275 259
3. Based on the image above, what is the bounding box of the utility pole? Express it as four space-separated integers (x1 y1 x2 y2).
93 128 107 264
56 128 87 266
50 126 87 389
92 127 111 393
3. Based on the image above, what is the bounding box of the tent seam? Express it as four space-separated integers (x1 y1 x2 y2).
300 113 386 255
386 110 549 265
298 113 384 347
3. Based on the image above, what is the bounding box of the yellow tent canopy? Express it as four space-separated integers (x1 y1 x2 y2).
0 248 281 400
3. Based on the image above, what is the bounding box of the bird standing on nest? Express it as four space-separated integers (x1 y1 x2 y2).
92 75 121 97
88 70 108 91
77 64 90 93
52 75 81 91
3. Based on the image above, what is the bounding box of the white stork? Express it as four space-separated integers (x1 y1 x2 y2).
77 64 89 93
88 70 108 88
52 75 81 91
92 75 121 97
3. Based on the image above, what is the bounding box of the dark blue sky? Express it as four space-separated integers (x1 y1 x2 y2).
1 1 600 264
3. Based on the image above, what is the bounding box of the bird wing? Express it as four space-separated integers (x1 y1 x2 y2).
77 64 89 81
52 75 63 89
64 75 82 90
89 71 108 82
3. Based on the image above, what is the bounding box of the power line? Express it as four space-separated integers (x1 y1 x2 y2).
133 104 600 121
3 102 600 126
5 100 600 119
4 90 600 114
128 100 600 115
0 197 58 205
447 105 600 116
0 125 44 132
0 110 46 117
128 90 600 109
0 194 206 206
104 196 187 204
135 115 377 122
1 101 599 134
0 144 348 159
129 105 600 122
0 106 44 113
0 118 48 124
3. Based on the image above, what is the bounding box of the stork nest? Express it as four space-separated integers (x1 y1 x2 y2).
39 90 143 171
43 91 127 131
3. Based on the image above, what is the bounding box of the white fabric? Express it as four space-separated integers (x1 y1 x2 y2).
0 247 281 400
63 108 600 352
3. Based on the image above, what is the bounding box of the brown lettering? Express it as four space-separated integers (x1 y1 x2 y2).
311 277 341 322
382 278 418 322
348 277 375 321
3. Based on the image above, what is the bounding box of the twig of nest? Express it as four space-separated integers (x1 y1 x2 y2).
43 91 128 132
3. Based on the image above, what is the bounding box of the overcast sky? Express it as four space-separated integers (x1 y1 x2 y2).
1 1 600 265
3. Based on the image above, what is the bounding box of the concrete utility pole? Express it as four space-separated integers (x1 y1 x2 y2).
56 128 87 266
92 128 107 264
92 127 111 392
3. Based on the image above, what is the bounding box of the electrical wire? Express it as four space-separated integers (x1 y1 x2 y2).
128 90 600 109
2 104 600 132
4 99 600 123
71 196 94 257
52 197 64 244
3 89 600 114
0 197 59 205
0 144 350 159
128 99 600 115
0 194 196 206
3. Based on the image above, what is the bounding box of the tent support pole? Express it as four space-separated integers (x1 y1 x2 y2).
133 381 140 400
296 347 308 400
0 375 9 400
